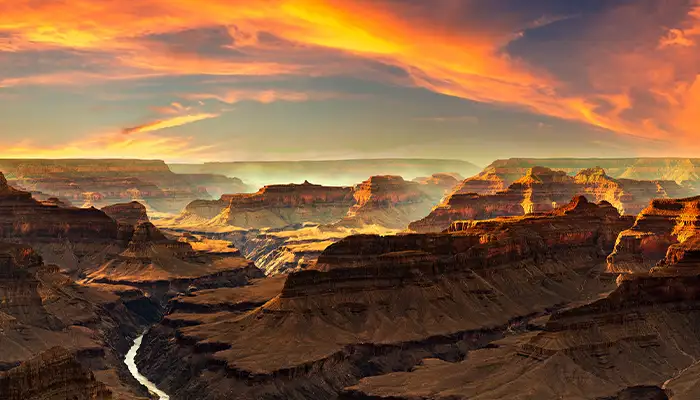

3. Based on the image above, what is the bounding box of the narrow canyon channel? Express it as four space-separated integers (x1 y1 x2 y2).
125 333 170 400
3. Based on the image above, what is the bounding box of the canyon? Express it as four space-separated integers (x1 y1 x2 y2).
134 196 634 399
0 159 249 214
3 157 700 399
169 158 479 188
0 175 264 398
410 166 692 233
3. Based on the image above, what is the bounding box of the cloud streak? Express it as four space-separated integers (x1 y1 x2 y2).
121 113 220 135
1 0 700 155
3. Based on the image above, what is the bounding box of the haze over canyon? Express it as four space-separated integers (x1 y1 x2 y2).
2 0 700 399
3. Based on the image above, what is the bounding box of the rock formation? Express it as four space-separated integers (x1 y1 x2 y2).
0 171 119 244
343 267 700 399
0 159 248 214
135 196 631 399
0 240 159 398
338 175 448 229
101 201 150 241
480 157 700 186
181 181 355 230
607 196 700 274
0 347 112 400
85 221 262 291
410 167 690 233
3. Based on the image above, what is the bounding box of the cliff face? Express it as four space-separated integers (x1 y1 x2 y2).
342 253 700 399
181 181 356 229
482 158 700 185
86 221 262 290
0 159 248 214
409 166 690 233
0 172 121 272
137 196 631 399
101 201 150 241
338 175 447 229
607 196 700 274
0 172 118 241
0 240 160 398
0 347 112 400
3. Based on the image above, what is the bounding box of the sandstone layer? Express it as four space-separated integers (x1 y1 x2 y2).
180 181 355 230
410 166 689 233
338 175 451 229
481 158 700 185
0 347 112 400
0 159 248 213
343 269 700 399
136 196 631 399
607 196 700 274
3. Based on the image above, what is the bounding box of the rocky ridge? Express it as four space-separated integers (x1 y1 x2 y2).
607 196 700 274
0 159 249 213
410 166 690 233
136 196 631 399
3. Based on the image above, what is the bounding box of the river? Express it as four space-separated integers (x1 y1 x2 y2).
124 333 170 400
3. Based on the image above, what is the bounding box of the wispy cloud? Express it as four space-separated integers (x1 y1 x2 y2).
121 113 220 135
1 0 700 153
2 131 216 162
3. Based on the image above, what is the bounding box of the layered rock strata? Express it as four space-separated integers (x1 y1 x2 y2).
410 167 689 233
607 196 700 274
0 347 112 400
136 196 631 399
181 181 355 230
0 159 248 213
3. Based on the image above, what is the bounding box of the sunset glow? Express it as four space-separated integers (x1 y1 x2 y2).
1 0 699 162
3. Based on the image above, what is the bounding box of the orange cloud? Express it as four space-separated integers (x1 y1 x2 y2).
1 0 699 151
2 131 216 162
184 89 318 104
122 113 220 135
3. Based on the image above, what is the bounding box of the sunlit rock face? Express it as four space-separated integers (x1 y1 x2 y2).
180 181 356 230
136 196 630 399
337 175 451 229
482 158 700 185
607 196 700 274
409 166 690 233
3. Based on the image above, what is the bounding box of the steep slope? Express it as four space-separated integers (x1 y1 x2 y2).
607 196 700 274
86 222 262 291
0 347 112 400
136 196 631 399
180 181 355 230
344 269 700 399
482 158 700 185
338 175 449 229
0 172 122 272
410 167 690 233
0 242 158 398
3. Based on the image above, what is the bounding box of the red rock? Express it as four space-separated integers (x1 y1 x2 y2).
338 175 444 229
101 201 150 241
137 196 629 399
183 181 355 229
0 159 248 214
607 196 700 274
0 347 112 400
410 167 691 233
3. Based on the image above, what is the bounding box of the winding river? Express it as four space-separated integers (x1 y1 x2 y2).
125 333 170 400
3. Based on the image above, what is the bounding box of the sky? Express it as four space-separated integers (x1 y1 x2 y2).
0 0 698 165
